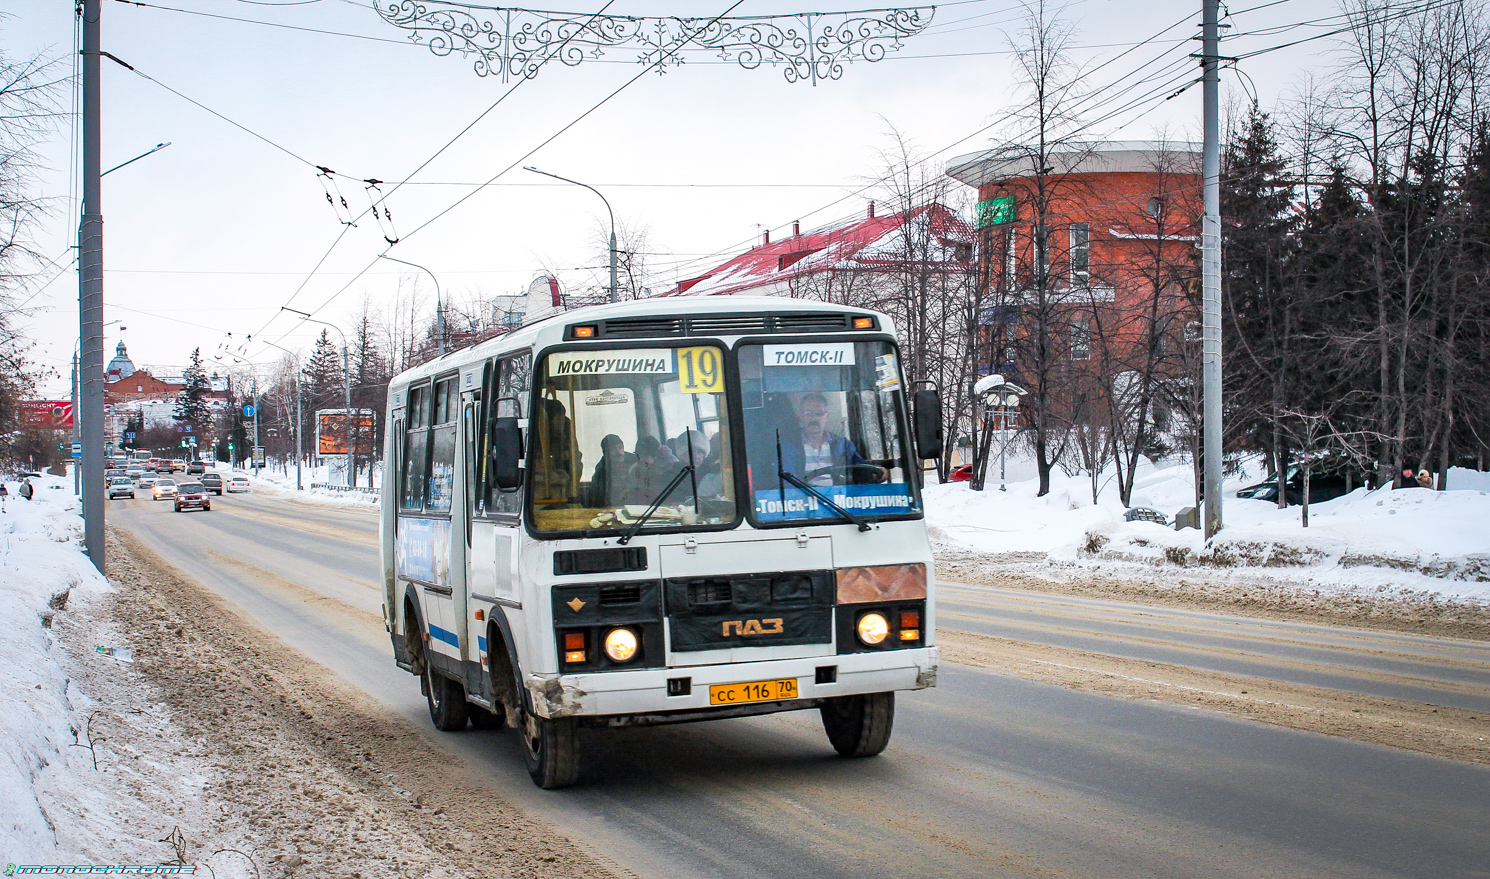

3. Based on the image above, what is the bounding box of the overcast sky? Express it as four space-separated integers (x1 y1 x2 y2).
6 0 1342 395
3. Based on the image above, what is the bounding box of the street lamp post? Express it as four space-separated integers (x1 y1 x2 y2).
378 254 445 354
282 308 353 487
523 166 618 303
973 374 1026 493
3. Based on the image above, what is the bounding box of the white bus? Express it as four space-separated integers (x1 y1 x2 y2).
382 296 941 788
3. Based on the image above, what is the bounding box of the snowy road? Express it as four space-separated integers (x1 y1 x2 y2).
109 491 1490 879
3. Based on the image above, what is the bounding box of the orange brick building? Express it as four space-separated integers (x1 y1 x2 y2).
945 141 1201 384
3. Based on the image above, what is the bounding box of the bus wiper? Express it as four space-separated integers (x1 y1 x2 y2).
775 430 871 532
616 463 694 545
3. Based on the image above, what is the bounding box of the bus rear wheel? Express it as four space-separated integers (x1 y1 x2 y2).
424 666 469 732
821 692 895 757
522 710 579 789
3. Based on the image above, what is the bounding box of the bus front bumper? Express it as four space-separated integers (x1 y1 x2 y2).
525 646 938 721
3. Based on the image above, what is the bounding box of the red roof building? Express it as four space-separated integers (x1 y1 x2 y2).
668 203 973 300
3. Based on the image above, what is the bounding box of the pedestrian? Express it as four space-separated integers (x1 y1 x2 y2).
1416 469 1434 489
0 481 8 513
19 478 34 501
1398 467 1415 489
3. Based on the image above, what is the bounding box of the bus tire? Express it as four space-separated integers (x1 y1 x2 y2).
821 692 895 758
425 666 469 731
522 710 580 789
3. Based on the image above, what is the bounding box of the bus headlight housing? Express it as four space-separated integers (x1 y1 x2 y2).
603 627 639 663
856 612 890 646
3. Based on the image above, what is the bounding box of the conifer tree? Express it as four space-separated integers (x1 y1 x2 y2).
172 348 213 439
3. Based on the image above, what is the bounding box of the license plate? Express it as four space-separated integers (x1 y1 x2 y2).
709 677 798 706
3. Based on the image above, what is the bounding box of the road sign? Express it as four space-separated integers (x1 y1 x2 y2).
243 405 256 417
71 442 82 458
975 195 1016 229
251 446 265 467
124 431 136 439
187 436 197 445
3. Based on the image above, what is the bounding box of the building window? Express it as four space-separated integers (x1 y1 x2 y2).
1069 223 1090 286
1071 318 1091 361
1033 225 1050 282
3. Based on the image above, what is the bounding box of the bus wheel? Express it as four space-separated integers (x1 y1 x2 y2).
424 666 469 732
821 692 895 758
522 710 579 789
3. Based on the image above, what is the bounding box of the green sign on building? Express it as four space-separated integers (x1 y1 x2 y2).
976 195 1016 229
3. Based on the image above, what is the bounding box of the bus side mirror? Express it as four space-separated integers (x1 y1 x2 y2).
491 417 523 490
912 387 943 460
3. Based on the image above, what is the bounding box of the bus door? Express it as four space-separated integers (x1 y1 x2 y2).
468 353 531 670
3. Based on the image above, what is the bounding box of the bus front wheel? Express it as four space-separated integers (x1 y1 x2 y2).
523 710 580 789
821 692 895 757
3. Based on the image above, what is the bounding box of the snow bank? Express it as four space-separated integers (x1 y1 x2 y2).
925 460 1490 603
210 461 379 509
0 475 111 860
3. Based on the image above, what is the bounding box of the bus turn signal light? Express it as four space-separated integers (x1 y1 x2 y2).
853 316 874 329
573 325 596 338
899 629 920 641
563 632 586 664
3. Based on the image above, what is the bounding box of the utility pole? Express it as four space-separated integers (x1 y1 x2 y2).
1200 0 1224 539
283 308 354 488
79 0 105 571
523 167 618 302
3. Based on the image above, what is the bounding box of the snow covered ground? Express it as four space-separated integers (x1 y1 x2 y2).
925 458 1490 605
211 460 379 509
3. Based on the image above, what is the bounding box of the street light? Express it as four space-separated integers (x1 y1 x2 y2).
974 374 1026 492
281 307 354 488
523 166 618 303
378 254 445 354
214 350 260 473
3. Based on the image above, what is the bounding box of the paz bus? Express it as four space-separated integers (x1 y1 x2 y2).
382 296 941 788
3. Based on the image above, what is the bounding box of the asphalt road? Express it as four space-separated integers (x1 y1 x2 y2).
110 487 1490 879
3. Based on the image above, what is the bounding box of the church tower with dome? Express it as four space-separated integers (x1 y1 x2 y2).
106 341 136 383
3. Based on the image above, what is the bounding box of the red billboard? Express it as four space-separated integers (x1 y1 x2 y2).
20 401 74 429
316 409 377 456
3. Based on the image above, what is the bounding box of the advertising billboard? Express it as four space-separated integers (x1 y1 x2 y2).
316 409 376 456
20 401 75 429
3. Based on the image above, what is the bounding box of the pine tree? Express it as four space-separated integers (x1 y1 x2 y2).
302 329 345 414
173 348 213 436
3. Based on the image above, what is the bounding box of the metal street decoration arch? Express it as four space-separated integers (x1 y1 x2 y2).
373 3 935 85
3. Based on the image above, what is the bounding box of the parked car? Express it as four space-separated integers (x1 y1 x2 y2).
199 473 224 495
948 464 973 482
226 475 252 493
174 482 211 513
107 477 136 499
152 479 178 501
1235 458 1369 506
186 460 206 475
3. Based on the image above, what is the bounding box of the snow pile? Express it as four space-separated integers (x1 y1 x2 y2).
925 460 1490 603
0 476 110 860
209 461 379 508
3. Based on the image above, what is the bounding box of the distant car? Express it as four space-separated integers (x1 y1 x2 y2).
126 468 145 481
108 477 135 499
174 482 211 512
1235 458 1369 506
170 459 187 472
949 464 973 482
153 479 178 501
187 460 206 475
226 475 251 493
137 475 159 490
199 473 224 495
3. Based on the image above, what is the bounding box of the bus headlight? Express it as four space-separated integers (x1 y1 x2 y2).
856 612 890 646
604 627 639 663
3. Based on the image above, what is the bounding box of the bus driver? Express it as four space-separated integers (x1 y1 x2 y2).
781 392 887 486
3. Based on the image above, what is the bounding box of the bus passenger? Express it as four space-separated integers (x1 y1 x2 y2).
583 434 635 508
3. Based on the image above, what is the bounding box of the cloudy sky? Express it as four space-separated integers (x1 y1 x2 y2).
6 0 1342 395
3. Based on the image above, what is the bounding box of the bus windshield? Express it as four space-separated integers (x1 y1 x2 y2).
531 345 739 534
738 339 920 525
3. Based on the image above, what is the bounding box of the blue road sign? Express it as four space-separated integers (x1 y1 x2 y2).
243 405 256 417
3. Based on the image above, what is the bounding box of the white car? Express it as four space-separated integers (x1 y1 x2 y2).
226 476 252 493
153 479 178 501
137 475 159 490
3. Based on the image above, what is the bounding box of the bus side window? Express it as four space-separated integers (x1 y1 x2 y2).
484 352 530 517
427 376 458 513
401 384 430 511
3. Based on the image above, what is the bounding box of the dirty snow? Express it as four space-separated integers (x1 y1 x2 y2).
925 458 1490 604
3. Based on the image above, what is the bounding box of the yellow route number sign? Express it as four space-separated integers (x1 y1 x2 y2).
677 346 723 394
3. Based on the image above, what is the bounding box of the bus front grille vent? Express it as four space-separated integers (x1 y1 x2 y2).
772 312 852 332
599 583 643 606
600 316 685 338
687 314 770 335
687 579 732 607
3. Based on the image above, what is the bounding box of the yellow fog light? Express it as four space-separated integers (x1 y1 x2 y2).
856 612 890 646
604 627 639 663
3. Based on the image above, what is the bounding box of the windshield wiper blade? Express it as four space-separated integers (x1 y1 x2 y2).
616 464 694 545
777 468 872 532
